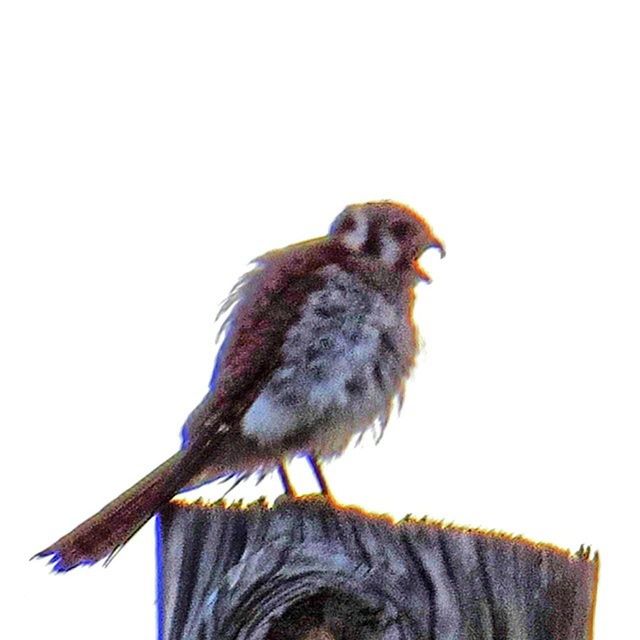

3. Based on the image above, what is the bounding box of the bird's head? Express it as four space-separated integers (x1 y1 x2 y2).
329 200 445 283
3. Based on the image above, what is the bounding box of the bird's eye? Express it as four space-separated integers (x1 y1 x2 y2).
390 221 412 240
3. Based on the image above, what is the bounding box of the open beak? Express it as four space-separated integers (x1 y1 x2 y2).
413 236 446 283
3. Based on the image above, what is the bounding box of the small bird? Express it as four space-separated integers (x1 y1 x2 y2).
35 200 444 571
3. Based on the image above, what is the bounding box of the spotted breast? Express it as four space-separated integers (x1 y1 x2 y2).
241 263 418 458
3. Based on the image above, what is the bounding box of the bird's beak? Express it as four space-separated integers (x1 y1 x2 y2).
429 236 446 260
413 236 446 283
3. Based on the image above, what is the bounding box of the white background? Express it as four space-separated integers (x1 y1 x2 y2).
2 2 638 638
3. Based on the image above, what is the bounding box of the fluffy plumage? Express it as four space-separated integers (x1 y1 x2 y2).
34 200 444 570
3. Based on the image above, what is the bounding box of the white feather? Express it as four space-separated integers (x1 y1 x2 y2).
341 214 368 250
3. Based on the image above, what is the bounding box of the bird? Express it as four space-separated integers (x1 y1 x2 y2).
34 200 445 571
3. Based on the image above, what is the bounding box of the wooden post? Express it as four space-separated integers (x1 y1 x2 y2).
158 497 598 640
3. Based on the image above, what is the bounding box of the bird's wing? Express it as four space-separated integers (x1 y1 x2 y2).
183 237 336 445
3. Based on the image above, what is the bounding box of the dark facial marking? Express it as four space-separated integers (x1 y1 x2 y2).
362 217 382 258
390 220 413 240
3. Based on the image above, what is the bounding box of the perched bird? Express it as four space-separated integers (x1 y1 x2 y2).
35 200 444 571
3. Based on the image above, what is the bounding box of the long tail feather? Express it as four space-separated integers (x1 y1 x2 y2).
33 412 253 572
34 451 189 571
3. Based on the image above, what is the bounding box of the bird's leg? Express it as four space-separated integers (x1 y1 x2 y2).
277 462 297 497
306 454 332 498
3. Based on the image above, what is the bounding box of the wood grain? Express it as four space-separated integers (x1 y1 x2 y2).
158 497 598 640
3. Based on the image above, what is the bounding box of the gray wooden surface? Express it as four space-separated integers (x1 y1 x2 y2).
158 497 597 640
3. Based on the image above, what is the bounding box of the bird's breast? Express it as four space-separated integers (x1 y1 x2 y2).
241 265 417 456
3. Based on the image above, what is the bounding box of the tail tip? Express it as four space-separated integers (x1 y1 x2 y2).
31 547 97 573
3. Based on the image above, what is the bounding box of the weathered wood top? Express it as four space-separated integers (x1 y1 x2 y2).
158 497 597 640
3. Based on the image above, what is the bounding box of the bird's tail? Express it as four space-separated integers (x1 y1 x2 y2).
34 450 195 571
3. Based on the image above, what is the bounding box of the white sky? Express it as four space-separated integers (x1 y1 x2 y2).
2 2 638 638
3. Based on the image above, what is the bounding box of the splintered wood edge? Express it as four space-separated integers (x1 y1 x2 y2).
166 494 600 566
